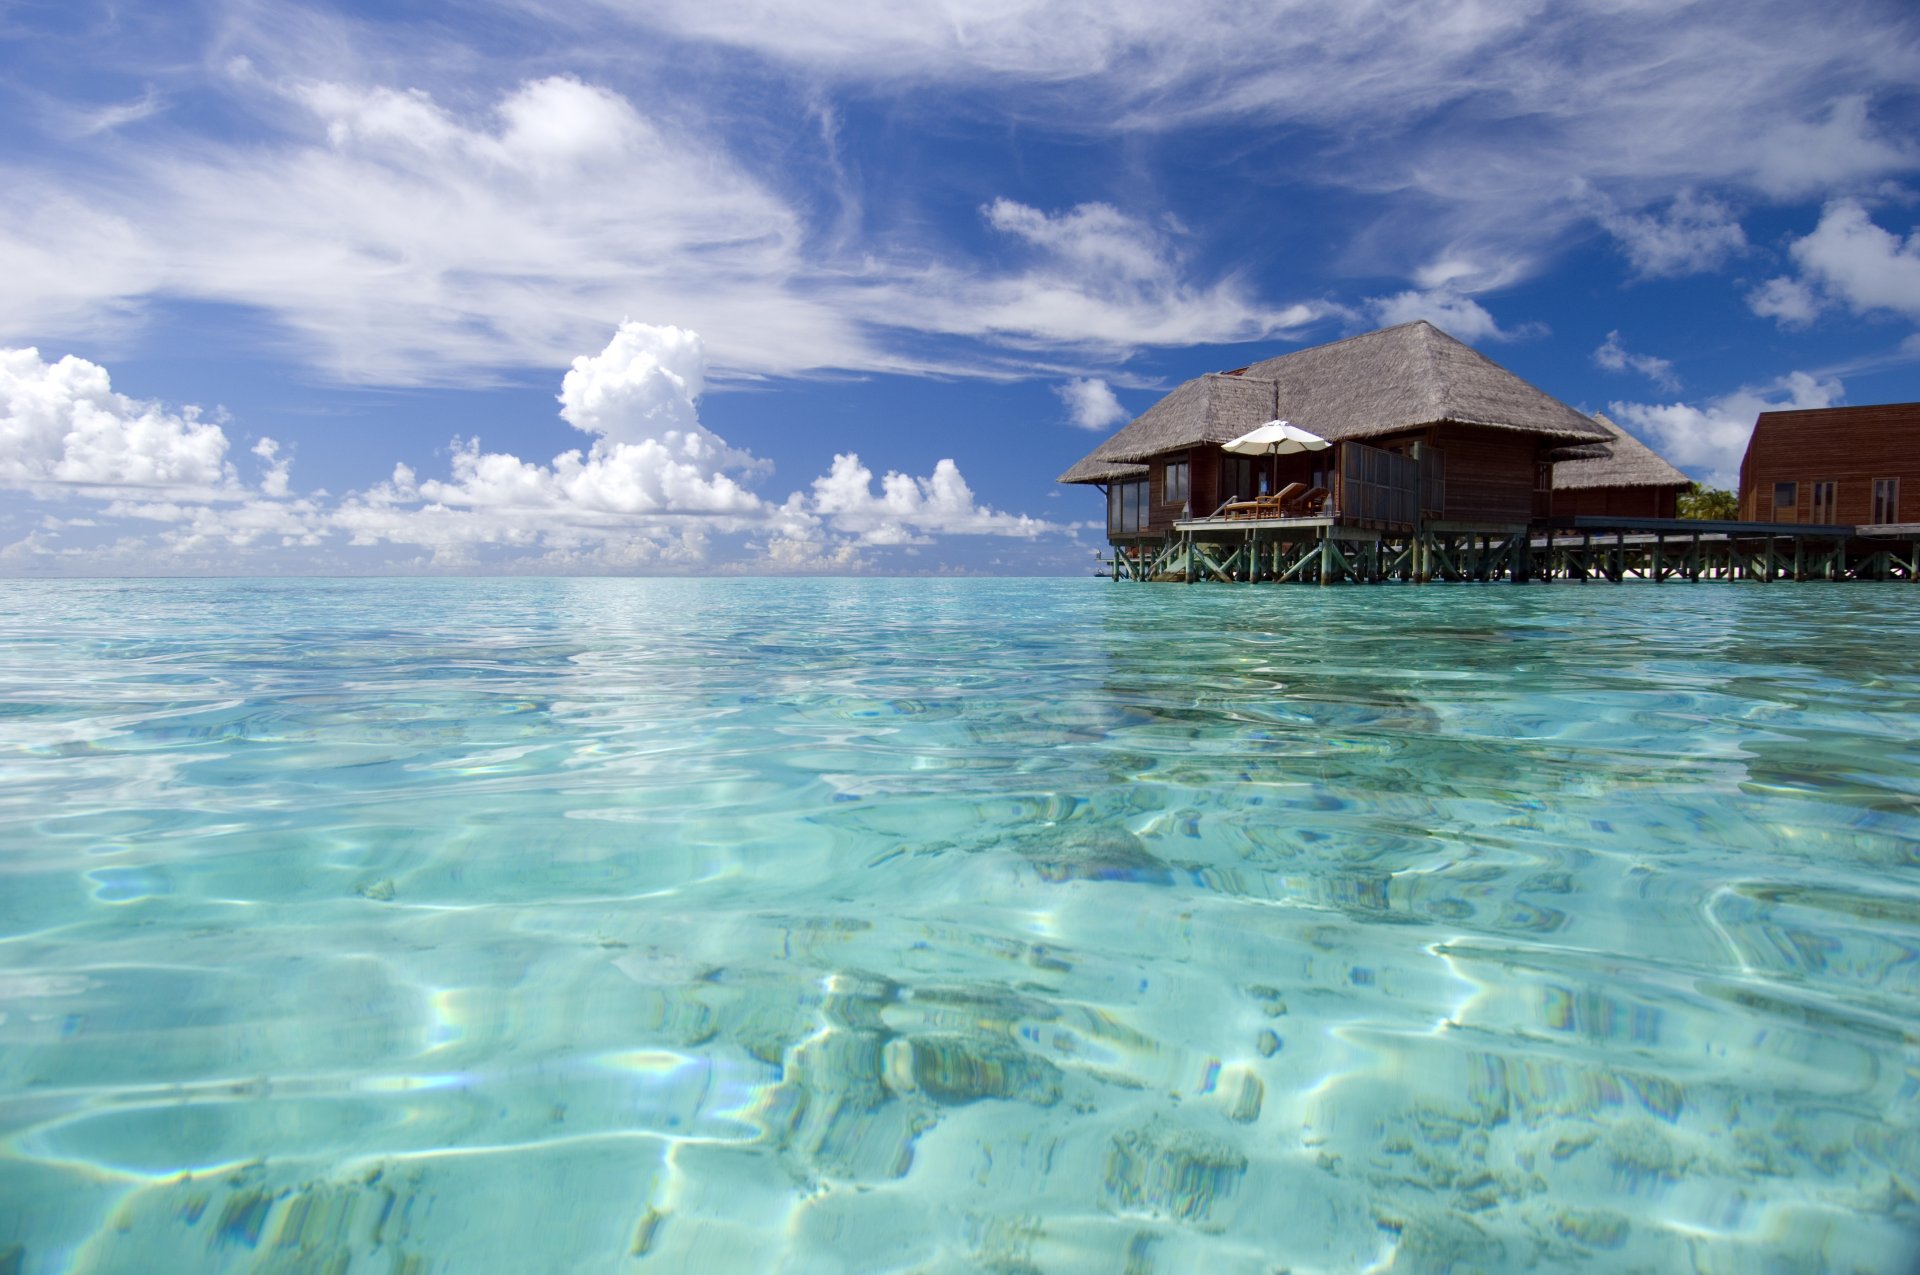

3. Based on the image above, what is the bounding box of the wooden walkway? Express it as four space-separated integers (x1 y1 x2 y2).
1105 516 1920 584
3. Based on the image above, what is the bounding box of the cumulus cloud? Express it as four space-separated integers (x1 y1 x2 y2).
1608 371 1844 489
560 323 706 444
1593 190 1747 278
253 438 293 498
1055 377 1129 431
1747 200 1920 330
809 453 1052 545
1 347 238 498
3 326 1063 573
1593 331 1680 391
1368 288 1517 343
1785 200 1920 319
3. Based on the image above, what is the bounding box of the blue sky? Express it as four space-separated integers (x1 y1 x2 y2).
3 0 1918 575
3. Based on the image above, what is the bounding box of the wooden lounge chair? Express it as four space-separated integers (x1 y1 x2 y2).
1265 482 1306 512
1285 485 1329 516
1220 482 1305 520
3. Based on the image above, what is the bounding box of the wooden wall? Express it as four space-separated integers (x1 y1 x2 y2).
1107 424 1600 541
1738 403 1920 523
1552 486 1682 520
1427 425 1539 525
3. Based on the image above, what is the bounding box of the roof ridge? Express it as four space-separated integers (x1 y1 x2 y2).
1239 318 1439 371
1415 322 1448 418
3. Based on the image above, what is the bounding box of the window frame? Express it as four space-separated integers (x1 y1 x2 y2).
1772 481 1798 522
1809 479 1837 525
1163 457 1190 507
1872 477 1900 524
1107 477 1148 535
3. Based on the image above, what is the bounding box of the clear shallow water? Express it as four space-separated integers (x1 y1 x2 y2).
0 576 1917 1274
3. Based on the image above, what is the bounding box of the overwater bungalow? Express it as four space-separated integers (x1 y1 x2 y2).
1738 402 1920 526
1060 321 1621 581
1545 413 1690 521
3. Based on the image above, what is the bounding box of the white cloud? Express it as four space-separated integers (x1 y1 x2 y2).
1368 288 1516 343
3 326 1064 572
575 0 1919 278
331 323 784 553
252 437 293 498
866 200 1318 354
2 73 1321 385
1748 96 1917 199
11 3 1915 383
1609 371 1844 490
0 75 877 385
1746 200 1920 330
1055 377 1129 431
1787 200 1920 319
809 453 1051 545
1593 190 1747 278
0 347 238 498
1593 331 1679 391
1746 276 1823 327
559 322 706 444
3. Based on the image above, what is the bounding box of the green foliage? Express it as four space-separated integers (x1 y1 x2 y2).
1678 483 1738 520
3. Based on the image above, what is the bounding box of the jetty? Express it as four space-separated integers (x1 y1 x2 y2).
1103 516 1920 584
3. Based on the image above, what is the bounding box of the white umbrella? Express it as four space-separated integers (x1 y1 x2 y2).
1223 419 1329 455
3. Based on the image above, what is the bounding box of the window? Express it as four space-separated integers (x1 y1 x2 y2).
1223 456 1257 502
1810 480 1837 525
1107 478 1148 535
1163 458 1189 506
1418 445 1446 516
1772 481 1797 522
1873 477 1900 524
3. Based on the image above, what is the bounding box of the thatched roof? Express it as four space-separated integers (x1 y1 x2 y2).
1059 321 1610 484
1549 413 1689 491
1057 374 1271 483
1056 457 1147 484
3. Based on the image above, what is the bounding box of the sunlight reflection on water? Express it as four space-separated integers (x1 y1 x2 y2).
0 576 1917 1273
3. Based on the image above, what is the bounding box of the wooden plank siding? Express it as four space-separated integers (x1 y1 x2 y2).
1552 486 1679 520
1110 424 1553 544
1426 425 1539 525
1738 403 1920 524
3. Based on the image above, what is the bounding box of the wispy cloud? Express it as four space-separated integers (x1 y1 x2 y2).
560 0 1918 273
1590 190 1747 279
1593 331 1680 392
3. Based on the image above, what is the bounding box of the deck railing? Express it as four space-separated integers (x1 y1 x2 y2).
1339 441 1419 527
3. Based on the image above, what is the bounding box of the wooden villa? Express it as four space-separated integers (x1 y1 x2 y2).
1060 321 1622 581
1546 413 1690 520
1738 402 1920 526
1062 325 1920 584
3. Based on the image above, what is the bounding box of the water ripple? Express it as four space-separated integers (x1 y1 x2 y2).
1 577 1918 1272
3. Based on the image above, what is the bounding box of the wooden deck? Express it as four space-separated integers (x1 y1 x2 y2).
1104 515 1920 584
1172 513 1337 533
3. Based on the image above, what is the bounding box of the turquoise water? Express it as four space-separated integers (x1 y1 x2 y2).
0 577 1917 1273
